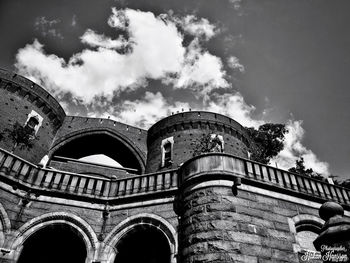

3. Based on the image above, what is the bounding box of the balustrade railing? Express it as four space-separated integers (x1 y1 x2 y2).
244 158 350 205
0 148 177 200
0 147 349 206
180 153 350 206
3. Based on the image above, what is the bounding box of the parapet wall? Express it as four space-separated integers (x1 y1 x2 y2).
146 111 252 173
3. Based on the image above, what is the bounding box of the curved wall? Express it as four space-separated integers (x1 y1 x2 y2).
0 69 65 163
146 111 252 173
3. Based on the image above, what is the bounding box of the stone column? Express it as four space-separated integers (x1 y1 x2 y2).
313 201 350 263
175 153 243 263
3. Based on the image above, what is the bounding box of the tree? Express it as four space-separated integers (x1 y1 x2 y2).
288 157 324 180
5 122 38 152
192 133 223 157
246 123 288 164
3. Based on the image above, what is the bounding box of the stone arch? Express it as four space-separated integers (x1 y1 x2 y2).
291 214 324 233
0 203 11 247
291 214 324 253
101 213 177 263
10 212 99 262
49 128 145 173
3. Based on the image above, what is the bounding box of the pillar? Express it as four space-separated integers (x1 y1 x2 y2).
313 201 350 262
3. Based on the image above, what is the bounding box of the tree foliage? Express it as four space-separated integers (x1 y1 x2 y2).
4 122 38 152
246 123 288 164
288 157 324 180
192 133 223 157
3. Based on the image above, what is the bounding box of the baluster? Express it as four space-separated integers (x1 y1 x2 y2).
12 160 23 178
86 179 95 195
148 175 155 192
268 167 277 184
43 171 53 188
260 166 269 182
275 170 284 187
109 180 118 197
140 176 148 193
61 174 71 191
329 185 339 202
253 164 262 180
323 184 333 199
245 161 254 178
341 188 350 204
288 173 298 190
34 170 45 187
0 151 5 165
69 176 79 192
172 172 178 188
309 180 320 196
303 177 313 194
18 163 30 182
282 172 292 189
102 181 110 197
3 155 14 171
164 172 171 189
95 180 103 196
119 180 125 195
156 173 163 190
78 177 87 194
315 182 326 198
133 177 140 193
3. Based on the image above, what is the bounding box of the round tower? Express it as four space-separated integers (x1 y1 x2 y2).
0 69 66 163
146 111 251 173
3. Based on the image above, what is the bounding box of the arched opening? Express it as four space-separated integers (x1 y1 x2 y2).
52 133 143 173
294 219 323 262
17 223 87 263
114 224 171 263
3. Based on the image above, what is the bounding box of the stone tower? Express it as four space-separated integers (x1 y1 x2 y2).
0 68 349 263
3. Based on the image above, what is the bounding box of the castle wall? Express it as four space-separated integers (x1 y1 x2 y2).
146 111 252 173
0 175 339 263
0 70 65 163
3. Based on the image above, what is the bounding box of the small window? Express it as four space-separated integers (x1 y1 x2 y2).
164 142 172 166
161 137 174 167
210 134 224 153
25 110 43 134
26 116 39 130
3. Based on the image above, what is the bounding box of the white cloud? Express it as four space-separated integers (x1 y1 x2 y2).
178 15 216 40
171 39 229 93
229 0 242 10
227 56 245 72
34 16 63 39
271 120 330 175
204 92 263 128
18 8 229 103
80 29 126 49
88 92 189 128
72 15 77 27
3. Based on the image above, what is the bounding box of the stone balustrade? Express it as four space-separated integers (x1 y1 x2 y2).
179 153 350 206
0 147 177 202
0 147 349 206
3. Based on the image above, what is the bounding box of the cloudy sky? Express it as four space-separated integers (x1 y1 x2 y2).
0 0 349 179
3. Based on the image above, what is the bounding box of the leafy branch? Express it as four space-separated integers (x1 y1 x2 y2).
4 122 39 152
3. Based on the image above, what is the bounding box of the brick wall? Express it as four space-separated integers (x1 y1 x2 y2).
146 111 252 173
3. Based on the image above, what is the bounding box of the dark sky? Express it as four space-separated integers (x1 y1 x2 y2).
0 0 349 179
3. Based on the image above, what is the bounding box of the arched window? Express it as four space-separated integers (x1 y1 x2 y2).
24 116 39 134
294 219 323 262
25 110 43 134
161 137 174 167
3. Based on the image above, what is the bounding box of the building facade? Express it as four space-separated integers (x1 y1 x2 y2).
0 68 349 263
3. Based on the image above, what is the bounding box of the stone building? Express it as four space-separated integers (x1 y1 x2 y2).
0 68 349 262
